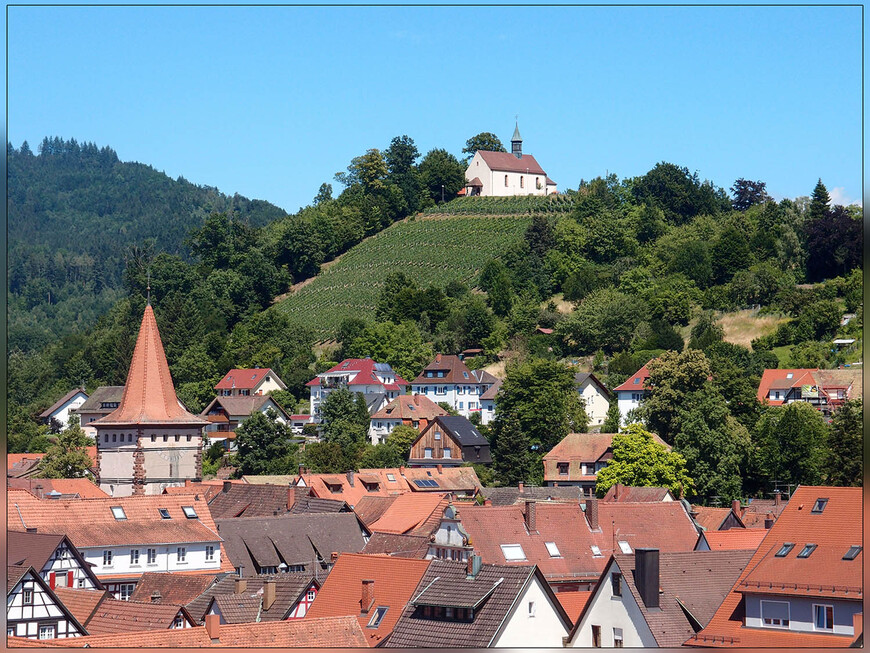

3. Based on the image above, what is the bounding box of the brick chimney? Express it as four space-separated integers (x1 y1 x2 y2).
518 482 524 494
635 548 660 608
466 553 482 579
347 470 355 487
586 496 599 531
764 513 774 529
731 499 741 517
399 466 405 476
234 578 247 594
263 580 276 611
205 614 220 642
615 483 621 501
331 552 339 564
34 484 44 499
223 481 232 493
150 591 162 603
360 580 375 614
774 490 782 507
287 487 296 511
524 500 537 531
435 353 442 363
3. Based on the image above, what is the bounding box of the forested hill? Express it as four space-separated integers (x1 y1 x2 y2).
7 137 289 347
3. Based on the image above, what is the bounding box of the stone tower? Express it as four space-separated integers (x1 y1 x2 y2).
92 303 207 497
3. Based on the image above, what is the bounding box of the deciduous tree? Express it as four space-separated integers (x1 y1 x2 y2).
753 402 829 488
38 417 94 479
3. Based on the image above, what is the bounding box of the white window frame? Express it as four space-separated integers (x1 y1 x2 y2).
130 549 140 566
147 548 157 565
443 448 452 459
118 583 135 601
500 544 527 561
38 625 56 640
103 550 113 567
760 599 791 628
205 545 215 561
177 547 187 563
813 604 834 631
545 542 561 558
424 448 433 459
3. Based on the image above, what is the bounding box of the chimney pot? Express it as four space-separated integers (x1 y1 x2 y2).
764 512 774 529
774 490 782 507
466 553 482 579
518 482 524 493
205 614 220 641
234 578 247 594
331 552 339 563
586 496 599 531
360 579 375 614
223 481 231 493
435 353 442 363
524 500 537 531
263 580 276 611
635 548 660 608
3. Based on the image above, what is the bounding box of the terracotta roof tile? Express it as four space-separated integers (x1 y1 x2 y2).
305 553 431 645
53 587 108 627
215 368 281 391
207 483 294 518
129 572 219 606
353 495 398 527
602 484 672 502
702 529 769 551
556 590 591 624
190 575 317 623
612 363 652 392
368 493 449 536
361 533 430 558
691 506 736 532
7 477 108 498
370 393 449 420
482 485 582 506
393 466 482 494
756 368 818 402
543 432 668 482
83 596 192 634
687 485 862 647
92 305 206 426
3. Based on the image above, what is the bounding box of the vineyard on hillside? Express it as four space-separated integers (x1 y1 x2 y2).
422 194 578 216
275 214 532 338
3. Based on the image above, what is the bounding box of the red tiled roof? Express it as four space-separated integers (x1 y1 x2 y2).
691 506 738 532
215 368 279 391
92 305 206 426
370 394 449 421
7 477 109 499
602 484 672 502
411 354 497 386
28 616 369 647
477 150 546 175
129 572 219 605
687 485 862 647
53 587 108 626
556 590 591 624
299 470 408 508
305 553 431 645
612 363 652 392
368 493 449 536
6 453 45 470
306 359 408 388
84 597 192 634
702 529 768 551
756 368 818 403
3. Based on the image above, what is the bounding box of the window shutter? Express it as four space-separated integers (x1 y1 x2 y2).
68 572 74 586
50 573 56 589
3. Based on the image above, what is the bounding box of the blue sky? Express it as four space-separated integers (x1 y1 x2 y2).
7 5 863 214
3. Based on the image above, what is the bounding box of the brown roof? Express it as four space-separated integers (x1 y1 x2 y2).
477 150 547 175
76 386 125 414
814 367 862 398
161 480 223 502
7 531 67 569
92 305 207 427
688 485 862 647
543 432 669 482
39 388 88 419
602 484 673 502
466 176 483 186
479 377 503 401
207 483 293 518
395 466 482 494
353 495 398 527
193 575 317 623
7 564 31 593
6 455 44 478
29 616 369 647
691 506 740 532
386 560 569 647
129 572 220 606
200 395 289 420
361 533 430 559
411 354 498 386
7 477 109 499
370 393 449 421
296 470 410 507
306 553 431 646
458 501 700 582
82 596 192 634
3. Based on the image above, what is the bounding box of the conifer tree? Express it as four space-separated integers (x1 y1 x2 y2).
809 179 831 222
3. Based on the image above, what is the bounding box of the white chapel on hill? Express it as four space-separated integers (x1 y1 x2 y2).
464 123 557 197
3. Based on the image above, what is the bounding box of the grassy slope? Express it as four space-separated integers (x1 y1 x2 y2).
274 213 532 339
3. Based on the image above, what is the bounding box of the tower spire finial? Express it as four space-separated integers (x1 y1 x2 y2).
146 268 151 305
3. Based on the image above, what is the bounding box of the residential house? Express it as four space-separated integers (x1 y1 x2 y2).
39 388 89 432
385 558 573 647
53 589 196 634
410 354 498 420
13 615 369 648
91 304 207 497
368 393 448 445
304 553 431 646
7 450 98 482
692 494 788 532
602 484 674 503
574 373 612 428
455 497 701 591
357 492 450 538
215 368 286 397
462 124 557 197
408 415 492 467
479 377 502 425
289 414 312 435
197 575 320 623
7 490 231 600
567 549 754 647
738 492 789 528
7 565 87 640
686 485 863 647
214 512 369 578
205 482 348 519
7 454 47 480
396 465 482 498
7 531 102 590
426 504 474 563
542 432 670 492
199 395 290 450
613 363 652 427
291 469 408 508
8 478 108 499
307 358 407 423
757 368 862 415
75 386 124 438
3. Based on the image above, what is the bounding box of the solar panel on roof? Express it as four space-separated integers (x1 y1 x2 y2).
374 362 392 372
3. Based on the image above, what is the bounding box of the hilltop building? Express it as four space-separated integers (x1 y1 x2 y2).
92 303 207 496
463 123 557 197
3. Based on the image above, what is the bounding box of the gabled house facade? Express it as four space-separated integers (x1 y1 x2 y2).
7 566 87 640
574 373 612 428
368 394 448 445
307 359 407 423
613 363 652 427
200 576 320 623
410 354 498 420
199 395 289 450
215 368 286 397
479 378 502 425
75 386 124 439
39 388 89 432
408 415 492 467
7 532 102 591
757 368 861 415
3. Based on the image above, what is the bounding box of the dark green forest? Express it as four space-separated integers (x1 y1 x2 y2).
7 135 863 501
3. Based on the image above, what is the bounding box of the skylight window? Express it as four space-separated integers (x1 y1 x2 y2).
797 544 817 558
633 377 640 384
367 607 388 628
545 542 562 558
811 498 828 513
159 508 171 520
181 506 198 519
843 545 862 560
386 474 396 482
111 506 127 520
617 541 632 554
501 544 527 561
786 373 793 379
590 545 602 557
463 371 469 378
775 543 795 557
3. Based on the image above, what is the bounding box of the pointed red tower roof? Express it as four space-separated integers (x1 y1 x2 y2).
93 305 206 427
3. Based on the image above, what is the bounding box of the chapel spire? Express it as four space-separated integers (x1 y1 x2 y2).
511 121 523 159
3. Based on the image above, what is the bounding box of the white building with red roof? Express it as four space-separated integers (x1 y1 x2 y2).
409 354 498 420
463 124 557 197
613 363 652 427
756 367 860 415
306 358 407 423
215 368 286 397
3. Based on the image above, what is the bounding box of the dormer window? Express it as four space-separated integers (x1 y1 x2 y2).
775 543 795 557
811 498 828 513
111 506 127 520
843 545 862 560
